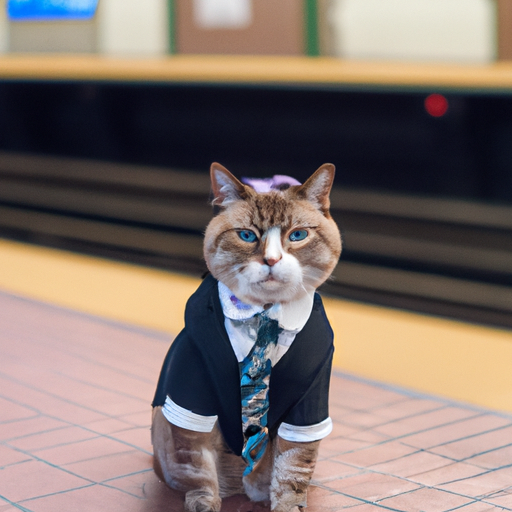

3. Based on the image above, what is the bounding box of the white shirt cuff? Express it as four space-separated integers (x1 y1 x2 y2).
162 396 218 433
277 417 333 443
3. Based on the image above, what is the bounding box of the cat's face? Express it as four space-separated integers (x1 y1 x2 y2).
204 163 342 305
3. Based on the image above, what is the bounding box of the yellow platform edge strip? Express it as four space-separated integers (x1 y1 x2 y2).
3 55 512 90
1 238 511 413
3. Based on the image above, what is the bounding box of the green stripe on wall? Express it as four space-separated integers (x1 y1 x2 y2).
168 0 176 54
304 0 320 56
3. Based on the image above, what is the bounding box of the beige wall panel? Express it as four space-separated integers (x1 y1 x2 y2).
9 20 96 53
0 0 8 53
330 0 496 63
97 0 168 55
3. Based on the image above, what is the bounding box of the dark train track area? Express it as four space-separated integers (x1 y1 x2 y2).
0 78 511 329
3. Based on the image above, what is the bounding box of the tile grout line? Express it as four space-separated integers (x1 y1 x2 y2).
0 458 34 471
330 409 512 465
0 288 172 342
0 370 145 426
447 499 512 512
0 446 97 484
317 454 512 510
0 494 35 512
371 464 512 511
17 483 97 507
5 438 150 466
1 331 160 386
457 444 512 467
335 371 512 420
52 370 151 404
310 480 411 511
101 467 153 484
411 422 512 452
1 424 92 445
0 405 153 455
319 415 480 462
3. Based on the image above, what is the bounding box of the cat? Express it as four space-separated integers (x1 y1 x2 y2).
151 162 342 512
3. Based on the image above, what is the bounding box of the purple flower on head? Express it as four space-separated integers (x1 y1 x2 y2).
242 175 301 193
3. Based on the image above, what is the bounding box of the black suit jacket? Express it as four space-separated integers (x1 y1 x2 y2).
152 274 334 455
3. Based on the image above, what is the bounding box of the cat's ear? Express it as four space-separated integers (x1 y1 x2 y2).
298 164 335 213
210 162 249 206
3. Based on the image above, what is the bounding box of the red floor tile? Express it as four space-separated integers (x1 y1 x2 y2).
117 410 152 427
380 487 473 511
319 434 372 458
2 291 512 512
9 425 98 452
338 409 387 429
20 484 146 512
0 504 26 512
431 425 512 461
372 397 443 421
325 471 420 502
0 444 33 467
469 443 512 469
334 441 417 468
0 459 90 502
407 461 483 487
402 414 512 450
347 505 400 512
63 449 153 482
103 470 159 499
374 406 478 438
455 502 507 512
306 487 362 510
311 459 363 483
110 425 153 453
484 491 512 509
34 435 135 466
371 450 450 478
440 466 512 499
0 416 68 444
0 397 37 423
81 417 136 435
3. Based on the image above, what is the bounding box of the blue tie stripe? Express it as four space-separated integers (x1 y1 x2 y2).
239 314 281 475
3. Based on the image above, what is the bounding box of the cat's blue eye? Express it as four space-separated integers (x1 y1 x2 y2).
289 230 308 241
238 230 257 243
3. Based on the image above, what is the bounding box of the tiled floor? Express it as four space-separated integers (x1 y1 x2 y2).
1 290 512 512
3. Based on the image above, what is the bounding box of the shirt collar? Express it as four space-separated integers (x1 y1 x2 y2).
218 281 315 332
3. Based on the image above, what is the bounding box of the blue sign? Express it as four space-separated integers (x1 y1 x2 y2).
7 0 99 21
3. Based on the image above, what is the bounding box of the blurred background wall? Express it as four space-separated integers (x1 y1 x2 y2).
0 0 501 62
96 0 168 55
2 0 169 54
0 0 511 332
0 1 8 53
329 0 496 63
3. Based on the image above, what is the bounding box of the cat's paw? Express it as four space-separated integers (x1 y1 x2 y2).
271 505 301 512
270 490 306 512
184 489 221 512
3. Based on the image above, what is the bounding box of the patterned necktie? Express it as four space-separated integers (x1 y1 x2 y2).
239 313 281 475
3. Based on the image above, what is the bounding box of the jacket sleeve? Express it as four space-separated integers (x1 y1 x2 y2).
278 357 332 440
152 329 218 417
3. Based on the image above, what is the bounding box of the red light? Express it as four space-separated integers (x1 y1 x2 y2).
424 94 448 117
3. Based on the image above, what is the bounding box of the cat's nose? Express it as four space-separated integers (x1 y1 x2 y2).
264 256 281 267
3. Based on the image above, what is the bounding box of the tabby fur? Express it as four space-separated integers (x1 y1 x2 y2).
152 163 341 511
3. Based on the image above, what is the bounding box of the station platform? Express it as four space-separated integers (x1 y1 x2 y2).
1 242 512 511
